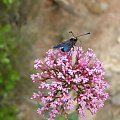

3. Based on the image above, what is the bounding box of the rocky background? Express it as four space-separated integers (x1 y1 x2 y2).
2 0 120 120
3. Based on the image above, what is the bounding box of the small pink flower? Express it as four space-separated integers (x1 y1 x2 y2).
31 47 109 120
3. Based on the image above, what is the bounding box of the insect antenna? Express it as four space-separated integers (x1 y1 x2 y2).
69 31 90 44
76 32 90 45
69 31 75 37
76 32 90 38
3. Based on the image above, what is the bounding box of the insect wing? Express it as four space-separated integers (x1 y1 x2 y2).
62 40 74 52
53 40 74 52
53 39 72 49
53 40 67 48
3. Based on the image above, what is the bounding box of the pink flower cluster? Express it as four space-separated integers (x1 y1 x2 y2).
31 47 109 120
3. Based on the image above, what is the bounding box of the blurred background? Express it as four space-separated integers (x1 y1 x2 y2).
0 0 120 120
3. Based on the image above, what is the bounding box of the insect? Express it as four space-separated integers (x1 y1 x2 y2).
53 31 90 52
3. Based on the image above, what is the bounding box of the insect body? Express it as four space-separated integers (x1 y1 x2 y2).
53 31 90 52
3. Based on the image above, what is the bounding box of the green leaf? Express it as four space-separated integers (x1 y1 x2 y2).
3 0 14 5
0 44 5 49
0 24 11 33
10 70 19 81
0 106 17 120
36 102 42 108
0 72 4 83
68 112 78 120
55 115 65 120
1 57 10 64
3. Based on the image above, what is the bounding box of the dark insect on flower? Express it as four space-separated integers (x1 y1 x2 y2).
53 31 90 52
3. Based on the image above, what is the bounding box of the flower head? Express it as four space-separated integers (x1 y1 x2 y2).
31 47 109 120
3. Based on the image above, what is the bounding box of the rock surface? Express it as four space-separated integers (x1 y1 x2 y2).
17 0 120 120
